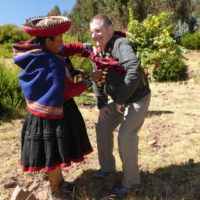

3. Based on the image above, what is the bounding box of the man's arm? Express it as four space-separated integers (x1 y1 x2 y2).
114 38 143 105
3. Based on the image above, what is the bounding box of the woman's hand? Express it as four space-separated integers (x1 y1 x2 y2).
79 69 87 79
90 70 103 81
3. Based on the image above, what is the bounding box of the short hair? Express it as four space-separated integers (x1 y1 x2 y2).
90 14 112 28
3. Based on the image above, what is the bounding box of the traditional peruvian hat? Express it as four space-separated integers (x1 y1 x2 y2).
22 16 71 37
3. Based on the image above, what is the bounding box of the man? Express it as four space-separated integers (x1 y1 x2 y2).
90 14 151 197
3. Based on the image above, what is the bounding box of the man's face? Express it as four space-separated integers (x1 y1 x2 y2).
90 19 113 49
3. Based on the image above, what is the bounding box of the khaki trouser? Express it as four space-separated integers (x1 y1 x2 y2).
96 93 151 188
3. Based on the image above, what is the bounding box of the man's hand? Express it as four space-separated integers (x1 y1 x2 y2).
116 103 124 114
92 46 102 57
90 70 103 81
99 106 111 122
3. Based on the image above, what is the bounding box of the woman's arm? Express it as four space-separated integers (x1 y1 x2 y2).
61 43 93 57
64 75 90 101
64 70 103 101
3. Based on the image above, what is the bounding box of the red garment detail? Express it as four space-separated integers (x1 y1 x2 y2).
13 40 83 58
83 149 93 156
115 30 127 37
22 18 71 37
70 157 84 163
62 43 83 57
143 61 160 78
69 149 93 162
27 107 63 119
153 61 160 74
20 161 71 172
63 76 87 101
82 50 127 76
19 149 93 172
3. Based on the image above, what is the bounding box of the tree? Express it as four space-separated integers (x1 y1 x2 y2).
0 24 31 44
68 0 200 34
47 4 61 16
69 0 102 34
62 9 68 17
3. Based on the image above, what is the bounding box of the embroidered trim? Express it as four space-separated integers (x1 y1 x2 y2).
26 99 63 117
13 48 44 58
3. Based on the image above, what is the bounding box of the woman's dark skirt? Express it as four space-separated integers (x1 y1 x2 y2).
20 98 93 172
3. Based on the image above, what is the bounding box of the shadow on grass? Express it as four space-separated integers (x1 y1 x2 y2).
0 108 27 124
71 162 200 200
147 110 173 117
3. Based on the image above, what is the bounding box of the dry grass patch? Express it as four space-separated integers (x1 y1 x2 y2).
1 81 200 199
183 51 200 79
0 58 15 68
1 61 200 199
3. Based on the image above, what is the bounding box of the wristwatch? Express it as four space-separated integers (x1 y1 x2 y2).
83 43 93 50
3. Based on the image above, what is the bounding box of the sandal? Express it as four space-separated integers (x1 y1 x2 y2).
50 179 79 200
59 179 76 192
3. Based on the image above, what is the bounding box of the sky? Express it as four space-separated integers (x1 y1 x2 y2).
0 0 77 28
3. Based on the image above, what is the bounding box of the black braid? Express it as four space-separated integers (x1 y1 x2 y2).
35 36 55 45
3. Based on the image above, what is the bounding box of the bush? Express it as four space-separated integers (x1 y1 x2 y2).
154 56 186 82
127 9 188 82
187 13 198 33
174 20 189 44
0 62 25 116
0 44 13 58
0 24 32 58
181 32 200 50
0 24 31 44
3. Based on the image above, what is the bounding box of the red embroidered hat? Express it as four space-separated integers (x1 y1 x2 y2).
22 16 71 37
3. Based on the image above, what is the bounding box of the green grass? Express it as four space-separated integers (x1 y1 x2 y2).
74 91 96 105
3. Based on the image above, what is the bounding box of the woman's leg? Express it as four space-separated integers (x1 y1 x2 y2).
48 167 78 199
48 166 63 192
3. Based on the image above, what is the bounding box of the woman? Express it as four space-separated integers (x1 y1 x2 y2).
12 16 102 199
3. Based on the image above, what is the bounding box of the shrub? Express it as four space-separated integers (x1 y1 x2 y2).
126 9 188 82
154 56 186 82
0 44 13 58
181 32 200 50
0 24 31 44
187 13 198 33
0 62 25 116
0 24 32 58
174 20 189 44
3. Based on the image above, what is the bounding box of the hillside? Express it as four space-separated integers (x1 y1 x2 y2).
0 51 200 200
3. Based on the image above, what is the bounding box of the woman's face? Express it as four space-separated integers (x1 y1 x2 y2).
46 34 63 53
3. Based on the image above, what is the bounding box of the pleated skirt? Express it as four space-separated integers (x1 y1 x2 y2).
20 98 93 172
